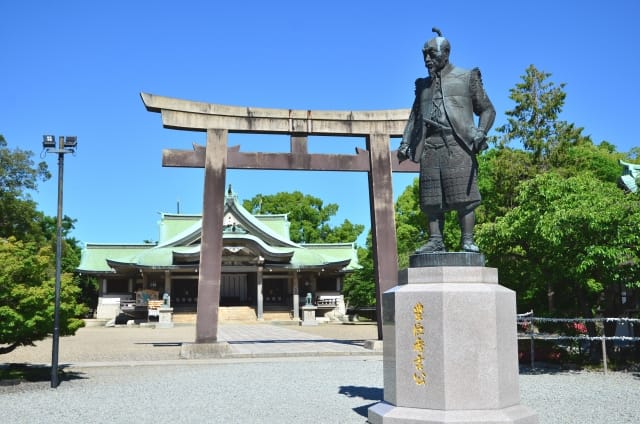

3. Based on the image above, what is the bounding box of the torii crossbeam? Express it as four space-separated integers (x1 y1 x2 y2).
141 92 417 342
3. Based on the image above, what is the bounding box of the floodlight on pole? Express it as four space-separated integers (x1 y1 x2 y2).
63 136 77 149
41 135 77 388
42 135 56 148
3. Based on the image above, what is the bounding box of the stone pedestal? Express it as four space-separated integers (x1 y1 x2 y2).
368 261 538 424
96 297 120 320
180 342 231 359
301 305 318 326
156 307 174 328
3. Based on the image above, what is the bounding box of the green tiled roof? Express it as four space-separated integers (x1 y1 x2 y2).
77 188 358 274
158 214 201 243
253 214 290 239
77 243 156 273
299 243 360 271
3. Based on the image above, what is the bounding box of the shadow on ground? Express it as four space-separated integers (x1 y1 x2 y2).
339 385 383 418
0 363 86 386
228 339 369 347
134 342 184 347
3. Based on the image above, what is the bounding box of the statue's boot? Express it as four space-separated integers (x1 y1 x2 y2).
415 214 446 253
459 209 480 253
415 236 446 253
461 234 480 253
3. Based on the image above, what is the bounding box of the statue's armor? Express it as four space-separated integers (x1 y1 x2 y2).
399 63 495 214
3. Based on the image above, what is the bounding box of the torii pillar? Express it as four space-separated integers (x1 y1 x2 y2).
141 93 417 349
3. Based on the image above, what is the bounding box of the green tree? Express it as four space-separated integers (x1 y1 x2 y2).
394 178 425 268
628 147 640 161
0 135 81 269
0 135 51 242
39 214 82 273
243 191 364 244
492 65 626 185
342 236 376 308
0 237 87 354
549 139 624 183
493 64 570 164
477 147 536 222
477 173 640 319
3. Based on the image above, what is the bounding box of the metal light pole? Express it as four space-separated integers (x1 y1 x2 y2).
42 135 77 388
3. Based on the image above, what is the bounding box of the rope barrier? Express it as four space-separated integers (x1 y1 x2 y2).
517 335 640 341
517 316 640 324
514 313 640 373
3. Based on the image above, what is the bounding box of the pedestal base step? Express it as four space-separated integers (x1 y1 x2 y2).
179 342 231 359
368 402 538 424
410 252 485 268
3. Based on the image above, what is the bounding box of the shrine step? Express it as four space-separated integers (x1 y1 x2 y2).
172 307 296 323
219 306 257 321
262 311 293 321
173 313 197 324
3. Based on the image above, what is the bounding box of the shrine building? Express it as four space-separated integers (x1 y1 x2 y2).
77 187 359 321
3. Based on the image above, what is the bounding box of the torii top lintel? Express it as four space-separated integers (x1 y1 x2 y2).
141 92 410 137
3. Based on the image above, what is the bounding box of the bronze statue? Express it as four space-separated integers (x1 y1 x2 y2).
398 28 495 253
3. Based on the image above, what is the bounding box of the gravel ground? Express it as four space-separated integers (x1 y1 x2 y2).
1 360 639 423
2 323 639 423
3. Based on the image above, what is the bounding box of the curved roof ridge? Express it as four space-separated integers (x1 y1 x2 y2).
224 191 301 249
301 242 356 248
83 242 157 248
155 218 203 248
153 188 302 250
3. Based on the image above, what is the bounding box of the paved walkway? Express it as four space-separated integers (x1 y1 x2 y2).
1 322 381 366
220 323 381 358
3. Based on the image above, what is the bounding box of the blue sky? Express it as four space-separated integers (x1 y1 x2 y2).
2 0 639 247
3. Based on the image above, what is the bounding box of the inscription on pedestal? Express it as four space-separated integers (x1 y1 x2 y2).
412 302 426 386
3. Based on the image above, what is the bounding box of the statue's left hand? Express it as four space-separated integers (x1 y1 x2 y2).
397 146 409 163
470 127 488 153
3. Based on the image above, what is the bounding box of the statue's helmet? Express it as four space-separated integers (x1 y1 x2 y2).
422 27 450 58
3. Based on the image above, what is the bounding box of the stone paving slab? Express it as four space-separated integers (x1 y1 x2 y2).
0 322 380 366
221 324 380 357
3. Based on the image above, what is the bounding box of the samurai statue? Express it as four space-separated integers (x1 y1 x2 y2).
398 28 496 253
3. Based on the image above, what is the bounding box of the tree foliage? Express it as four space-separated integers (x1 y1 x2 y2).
477 148 536 221
0 135 51 242
342 238 376 308
242 191 364 244
394 178 426 268
477 173 640 317
0 135 81 259
493 64 568 163
0 237 87 354
0 135 50 195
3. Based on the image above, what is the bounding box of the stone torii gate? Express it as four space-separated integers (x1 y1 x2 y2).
141 92 418 343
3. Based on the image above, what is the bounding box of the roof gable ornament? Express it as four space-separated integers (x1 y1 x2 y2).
225 184 238 206
223 213 248 234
